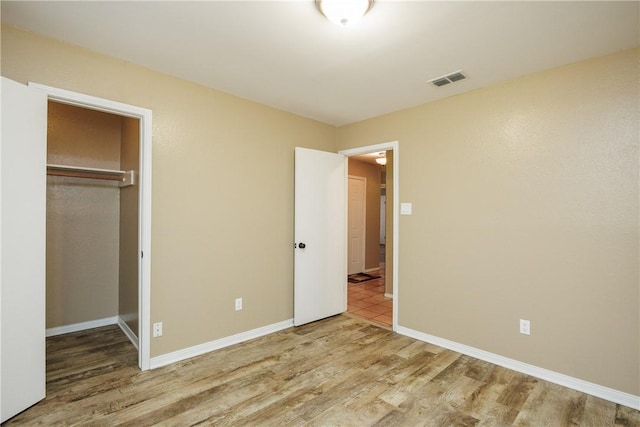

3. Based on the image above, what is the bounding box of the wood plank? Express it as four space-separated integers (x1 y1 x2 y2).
3 316 638 426
513 381 587 427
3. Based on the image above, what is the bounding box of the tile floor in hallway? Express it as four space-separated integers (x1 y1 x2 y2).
347 270 392 327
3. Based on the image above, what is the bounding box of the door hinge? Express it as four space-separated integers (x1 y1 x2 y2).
141 251 144 258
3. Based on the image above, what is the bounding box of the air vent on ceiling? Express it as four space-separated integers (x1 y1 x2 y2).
429 70 466 87
432 78 450 87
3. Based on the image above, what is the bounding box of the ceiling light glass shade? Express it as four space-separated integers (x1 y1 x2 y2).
317 0 373 27
375 157 387 165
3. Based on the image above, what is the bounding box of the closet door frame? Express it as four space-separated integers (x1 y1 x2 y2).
29 82 153 371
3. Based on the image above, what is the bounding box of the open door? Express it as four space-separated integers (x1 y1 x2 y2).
294 147 346 326
1 77 47 422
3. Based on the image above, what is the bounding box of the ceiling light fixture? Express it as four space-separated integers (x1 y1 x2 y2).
375 152 387 166
317 0 373 27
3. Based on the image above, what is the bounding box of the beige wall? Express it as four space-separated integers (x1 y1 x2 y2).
1 25 336 356
119 117 140 336
347 158 381 271
46 102 121 327
337 48 640 395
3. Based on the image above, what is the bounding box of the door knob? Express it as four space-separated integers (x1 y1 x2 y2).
298 242 306 249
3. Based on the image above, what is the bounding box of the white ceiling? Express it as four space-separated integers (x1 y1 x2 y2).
2 1 638 126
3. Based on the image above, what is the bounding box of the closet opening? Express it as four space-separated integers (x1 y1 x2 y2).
31 81 152 371
45 100 140 364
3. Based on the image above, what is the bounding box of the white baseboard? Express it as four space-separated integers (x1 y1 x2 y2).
149 319 294 370
384 293 393 299
396 325 640 410
117 316 139 350
46 316 118 337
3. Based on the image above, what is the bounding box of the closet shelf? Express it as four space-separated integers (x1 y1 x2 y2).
47 164 135 187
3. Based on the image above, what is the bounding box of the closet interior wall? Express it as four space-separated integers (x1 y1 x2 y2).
46 101 139 338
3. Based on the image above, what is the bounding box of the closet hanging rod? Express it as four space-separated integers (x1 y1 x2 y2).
46 164 135 187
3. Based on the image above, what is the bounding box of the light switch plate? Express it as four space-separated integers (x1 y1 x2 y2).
400 203 412 215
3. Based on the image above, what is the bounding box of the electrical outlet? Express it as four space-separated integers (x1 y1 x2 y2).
153 322 163 337
235 298 243 311
519 319 530 335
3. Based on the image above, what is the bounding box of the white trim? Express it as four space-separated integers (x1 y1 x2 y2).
138 100 153 371
339 141 399 332
363 267 379 273
46 316 117 337
117 316 139 350
150 319 294 370
28 83 149 118
384 293 393 299
29 82 153 371
397 325 640 410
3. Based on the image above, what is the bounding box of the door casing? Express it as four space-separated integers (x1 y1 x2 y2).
29 82 153 371
340 141 399 330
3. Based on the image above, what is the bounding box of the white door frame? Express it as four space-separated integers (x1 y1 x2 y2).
340 141 399 330
28 82 152 371
347 175 366 275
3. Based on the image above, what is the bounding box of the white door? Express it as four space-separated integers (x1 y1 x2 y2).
347 176 366 275
1 77 47 422
294 147 346 326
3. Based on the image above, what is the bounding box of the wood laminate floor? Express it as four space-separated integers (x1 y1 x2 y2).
3 315 638 426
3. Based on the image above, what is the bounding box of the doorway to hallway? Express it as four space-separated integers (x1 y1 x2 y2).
342 145 396 328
